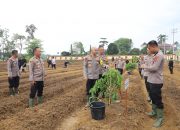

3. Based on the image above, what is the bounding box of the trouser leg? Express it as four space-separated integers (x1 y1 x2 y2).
144 77 150 95
8 77 15 96
14 76 20 95
149 83 164 128
120 69 123 75
149 83 163 109
86 79 97 96
37 81 44 104
29 82 37 107
169 67 173 74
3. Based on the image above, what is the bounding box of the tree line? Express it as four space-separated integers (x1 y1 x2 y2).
1 24 179 59
62 35 179 56
0 24 43 61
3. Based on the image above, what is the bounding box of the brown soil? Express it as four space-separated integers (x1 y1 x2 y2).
0 61 179 130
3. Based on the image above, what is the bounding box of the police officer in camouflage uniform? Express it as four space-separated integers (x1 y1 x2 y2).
29 47 45 107
142 40 164 128
7 50 20 96
83 47 100 106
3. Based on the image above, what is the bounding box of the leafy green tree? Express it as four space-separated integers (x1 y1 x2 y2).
0 28 15 60
166 50 173 54
114 38 133 54
174 41 180 50
140 42 147 54
140 46 147 54
72 42 85 55
107 43 119 55
129 48 140 55
3 40 16 58
25 38 43 59
13 33 26 55
25 24 37 40
61 51 71 56
157 34 168 44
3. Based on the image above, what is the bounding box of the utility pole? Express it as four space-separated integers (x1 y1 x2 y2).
172 28 178 54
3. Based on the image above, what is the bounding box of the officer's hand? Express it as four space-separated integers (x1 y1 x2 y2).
84 76 87 80
141 64 145 69
31 81 36 86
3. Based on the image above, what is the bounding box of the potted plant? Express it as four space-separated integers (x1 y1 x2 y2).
89 68 122 120
125 62 137 75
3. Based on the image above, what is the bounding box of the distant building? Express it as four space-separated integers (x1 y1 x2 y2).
158 43 177 53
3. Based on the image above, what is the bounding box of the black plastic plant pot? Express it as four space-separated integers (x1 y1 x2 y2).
90 101 105 120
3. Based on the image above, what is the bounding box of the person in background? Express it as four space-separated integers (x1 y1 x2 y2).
21 58 27 72
110 56 114 67
7 50 20 96
28 47 45 108
18 57 23 70
142 40 164 128
116 57 125 75
125 56 129 64
83 47 100 106
47 57 52 68
64 60 70 68
19 57 27 73
51 56 56 69
168 58 174 74
114 57 118 69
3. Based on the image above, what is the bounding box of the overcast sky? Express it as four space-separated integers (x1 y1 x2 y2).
0 0 180 54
